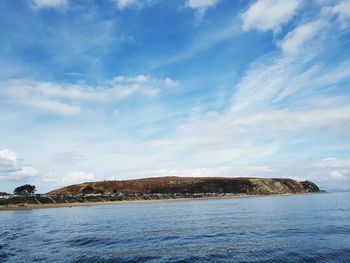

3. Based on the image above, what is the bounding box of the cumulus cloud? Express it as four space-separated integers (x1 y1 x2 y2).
30 0 68 9
0 149 17 162
0 75 178 116
241 0 301 32
279 20 325 55
0 149 39 180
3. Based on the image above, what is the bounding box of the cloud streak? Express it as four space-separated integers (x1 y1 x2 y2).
30 0 68 10
0 75 178 115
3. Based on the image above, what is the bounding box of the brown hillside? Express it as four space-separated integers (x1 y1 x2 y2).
47 176 320 195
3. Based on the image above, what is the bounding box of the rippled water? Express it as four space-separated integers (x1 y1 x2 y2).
1 192 350 263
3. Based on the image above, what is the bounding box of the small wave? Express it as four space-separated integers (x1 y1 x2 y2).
67 236 113 247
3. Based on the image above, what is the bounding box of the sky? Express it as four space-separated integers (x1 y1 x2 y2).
0 0 350 193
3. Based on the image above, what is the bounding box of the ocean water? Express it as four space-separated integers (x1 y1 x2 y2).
1 192 350 263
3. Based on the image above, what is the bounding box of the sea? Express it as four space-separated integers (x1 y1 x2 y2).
1 192 350 263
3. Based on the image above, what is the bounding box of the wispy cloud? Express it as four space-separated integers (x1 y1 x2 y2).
231 53 350 113
30 0 68 10
186 0 220 18
321 0 350 28
0 75 178 115
114 0 155 10
146 158 350 186
186 0 220 9
150 21 240 68
115 0 137 9
0 0 349 192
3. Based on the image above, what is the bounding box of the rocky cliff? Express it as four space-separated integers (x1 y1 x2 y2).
48 177 321 195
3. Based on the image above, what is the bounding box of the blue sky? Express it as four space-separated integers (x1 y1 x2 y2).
0 0 350 193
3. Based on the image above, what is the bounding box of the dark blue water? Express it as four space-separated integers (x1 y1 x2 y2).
1 193 350 263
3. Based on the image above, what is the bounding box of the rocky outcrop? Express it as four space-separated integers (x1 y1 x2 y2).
300 180 320 192
47 177 321 196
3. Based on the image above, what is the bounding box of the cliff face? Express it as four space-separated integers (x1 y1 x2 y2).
47 177 320 195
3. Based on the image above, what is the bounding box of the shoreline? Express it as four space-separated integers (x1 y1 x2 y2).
0 192 323 211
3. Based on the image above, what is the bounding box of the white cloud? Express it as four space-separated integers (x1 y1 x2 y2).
231 56 297 112
186 0 220 10
147 54 350 173
30 0 68 9
231 54 350 113
150 166 235 178
148 166 273 178
316 157 350 169
0 149 17 162
44 171 95 186
63 171 94 185
0 149 39 180
173 106 350 156
279 20 325 55
241 0 301 32
185 0 220 21
25 98 81 115
322 0 350 27
115 0 137 9
0 75 178 116
114 0 155 10
314 157 350 181
328 170 344 179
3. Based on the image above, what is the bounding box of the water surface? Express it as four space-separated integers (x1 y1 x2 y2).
1 192 350 262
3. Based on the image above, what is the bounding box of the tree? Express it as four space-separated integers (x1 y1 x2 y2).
82 186 94 195
14 184 36 196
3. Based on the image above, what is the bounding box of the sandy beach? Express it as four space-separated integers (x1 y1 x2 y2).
0 196 240 211
0 193 321 211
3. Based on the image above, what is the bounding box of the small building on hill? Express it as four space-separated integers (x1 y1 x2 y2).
0 192 12 199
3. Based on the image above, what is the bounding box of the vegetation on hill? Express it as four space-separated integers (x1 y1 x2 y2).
47 177 321 196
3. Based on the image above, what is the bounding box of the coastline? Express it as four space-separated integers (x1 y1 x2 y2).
0 192 322 211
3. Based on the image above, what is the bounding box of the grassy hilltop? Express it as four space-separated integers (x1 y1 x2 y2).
48 176 321 196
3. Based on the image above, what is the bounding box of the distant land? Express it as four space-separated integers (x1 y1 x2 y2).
48 176 321 195
0 177 323 211
326 188 350 193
